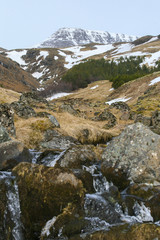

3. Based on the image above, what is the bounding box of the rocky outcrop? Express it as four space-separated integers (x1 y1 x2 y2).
101 123 160 189
0 103 15 136
19 92 48 105
0 140 32 170
11 101 37 119
110 101 130 112
12 162 85 239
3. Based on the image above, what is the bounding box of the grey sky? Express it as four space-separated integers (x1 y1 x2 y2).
1 0 160 49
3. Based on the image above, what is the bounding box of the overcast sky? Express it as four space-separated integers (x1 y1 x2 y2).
1 0 160 50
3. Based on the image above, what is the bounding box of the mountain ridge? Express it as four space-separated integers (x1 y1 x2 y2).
38 27 139 48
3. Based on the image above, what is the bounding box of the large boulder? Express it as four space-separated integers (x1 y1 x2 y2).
0 103 16 136
0 140 32 170
68 223 160 240
101 123 160 189
12 163 85 239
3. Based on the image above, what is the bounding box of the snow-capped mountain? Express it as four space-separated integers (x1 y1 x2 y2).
38 28 138 48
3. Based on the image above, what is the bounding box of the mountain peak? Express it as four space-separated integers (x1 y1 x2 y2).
38 28 138 48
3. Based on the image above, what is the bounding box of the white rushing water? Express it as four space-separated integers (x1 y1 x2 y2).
0 172 24 240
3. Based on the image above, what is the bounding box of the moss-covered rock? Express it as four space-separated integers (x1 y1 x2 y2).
12 162 85 239
69 223 160 240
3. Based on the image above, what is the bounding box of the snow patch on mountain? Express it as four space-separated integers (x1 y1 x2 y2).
60 44 115 69
38 28 138 48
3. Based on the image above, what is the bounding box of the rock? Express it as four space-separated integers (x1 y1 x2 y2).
56 145 98 169
40 134 78 151
71 223 160 240
0 126 11 143
43 129 61 142
93 110 117 128
101 123 160 189
59 104 78 115
12 162 85 239
0 103 16 136
110 101 130 111
94 109 117 122
48 115 60 128
0 140 32 170
40 204 85 240
10 101 37 119
134 114 151 127
150 110 160 134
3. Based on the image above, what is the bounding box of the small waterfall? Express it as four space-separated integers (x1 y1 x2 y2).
0 172 24 240
82 164 154 235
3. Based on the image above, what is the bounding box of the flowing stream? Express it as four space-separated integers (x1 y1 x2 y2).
0 172 24 240
0 150 157 239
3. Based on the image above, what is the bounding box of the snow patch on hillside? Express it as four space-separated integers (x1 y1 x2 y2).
7 50 27 65
47 92 72 100
106 97 131 105
113 43 133 55
149 76 160 86
61 44 115 69
90 85 99 90
32 72 44 79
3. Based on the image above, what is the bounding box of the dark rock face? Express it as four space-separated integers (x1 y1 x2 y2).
0 140 32 170
0 126 11 143
39 28 138 48
11 101 36 119
12 162 85 239
101 123 160 188
0 103 16 136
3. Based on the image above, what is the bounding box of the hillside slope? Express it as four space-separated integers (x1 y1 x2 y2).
0 53 39 92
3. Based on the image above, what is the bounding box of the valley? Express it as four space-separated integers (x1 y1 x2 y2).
0 28 160 239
